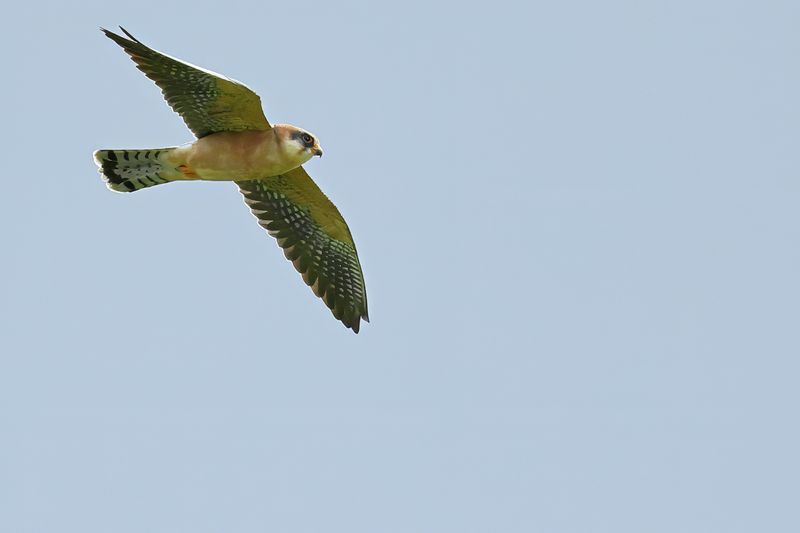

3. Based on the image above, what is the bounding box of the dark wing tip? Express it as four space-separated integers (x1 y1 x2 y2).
118 26 141 43
100 27 131 46
100 26 142 47
344 304 369 333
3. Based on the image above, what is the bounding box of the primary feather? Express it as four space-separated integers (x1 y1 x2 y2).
101 27 270 137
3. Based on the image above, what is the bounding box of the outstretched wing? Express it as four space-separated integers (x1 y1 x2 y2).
102 27 270 138
237 167 369 333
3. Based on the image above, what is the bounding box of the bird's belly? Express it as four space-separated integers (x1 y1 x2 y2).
180 131 294 181
194 158 291 181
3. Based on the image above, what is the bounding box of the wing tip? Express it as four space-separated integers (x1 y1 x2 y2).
99 26 142 46
118 26 141 43
343 308 370 334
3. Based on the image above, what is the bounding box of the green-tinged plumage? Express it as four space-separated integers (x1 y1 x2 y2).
97 28 370 333
238 167 369 333
101 27 270 137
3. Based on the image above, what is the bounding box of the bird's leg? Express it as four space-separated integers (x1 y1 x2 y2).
177 164 199 179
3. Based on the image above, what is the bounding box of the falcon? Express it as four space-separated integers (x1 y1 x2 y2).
93 27 369 333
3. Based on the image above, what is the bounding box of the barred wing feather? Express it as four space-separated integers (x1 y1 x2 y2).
237 167 369 333
102 27 270 138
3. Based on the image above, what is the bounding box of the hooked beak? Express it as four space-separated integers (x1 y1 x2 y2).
313 147 323 157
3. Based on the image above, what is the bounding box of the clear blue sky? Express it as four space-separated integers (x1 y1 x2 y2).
1 1 799 531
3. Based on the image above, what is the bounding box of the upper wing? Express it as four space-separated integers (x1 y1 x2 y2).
237 167 369 333
102 27 270 138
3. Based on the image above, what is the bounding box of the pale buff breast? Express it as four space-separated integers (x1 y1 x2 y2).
171 129 309 181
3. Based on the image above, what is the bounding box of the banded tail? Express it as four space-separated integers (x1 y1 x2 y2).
93 148 182 192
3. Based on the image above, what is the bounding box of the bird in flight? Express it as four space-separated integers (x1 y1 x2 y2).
94 27 369 333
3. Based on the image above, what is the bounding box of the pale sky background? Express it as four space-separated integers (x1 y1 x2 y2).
1 1 799 531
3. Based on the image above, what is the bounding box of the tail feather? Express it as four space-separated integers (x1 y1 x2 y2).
93 148 180 192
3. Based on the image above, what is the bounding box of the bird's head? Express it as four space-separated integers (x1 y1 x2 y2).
274 124 323 165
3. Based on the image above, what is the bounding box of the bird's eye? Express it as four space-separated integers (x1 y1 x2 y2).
301 133 313 145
